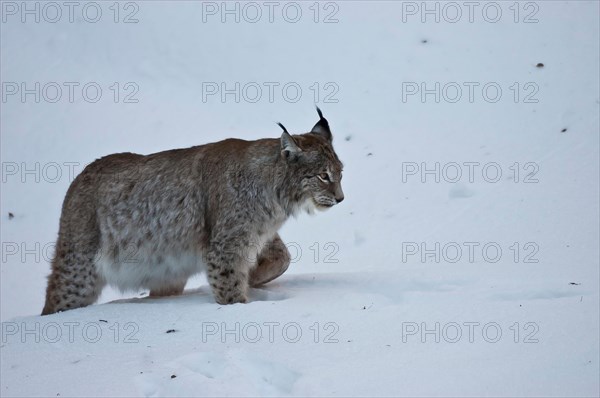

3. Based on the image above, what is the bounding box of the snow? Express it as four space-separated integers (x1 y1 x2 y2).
1 1 599 396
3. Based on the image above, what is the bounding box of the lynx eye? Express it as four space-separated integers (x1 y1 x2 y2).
318 173 330 182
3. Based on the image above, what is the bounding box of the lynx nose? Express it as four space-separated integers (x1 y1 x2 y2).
334 185 344 204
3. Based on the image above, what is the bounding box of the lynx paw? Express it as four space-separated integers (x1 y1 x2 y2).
215 291 248 305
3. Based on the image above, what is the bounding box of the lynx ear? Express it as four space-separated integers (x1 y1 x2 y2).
278 122 301 158
310 106 332 141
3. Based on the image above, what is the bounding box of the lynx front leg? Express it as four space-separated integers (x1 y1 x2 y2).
206 238 252 305
250 234 291 287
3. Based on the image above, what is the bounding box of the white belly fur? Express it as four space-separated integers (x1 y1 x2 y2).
95 248 207 292
94 224 282 292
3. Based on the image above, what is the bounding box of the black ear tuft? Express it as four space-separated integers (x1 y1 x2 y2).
316 106 324 120
311 107 332 141
277 122 290 135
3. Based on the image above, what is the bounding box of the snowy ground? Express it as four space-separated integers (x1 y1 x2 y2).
1 1 599 396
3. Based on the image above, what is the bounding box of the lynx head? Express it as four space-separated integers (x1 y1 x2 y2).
278 107 344 213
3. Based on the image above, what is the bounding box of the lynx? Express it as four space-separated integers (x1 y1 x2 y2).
41 108 344 315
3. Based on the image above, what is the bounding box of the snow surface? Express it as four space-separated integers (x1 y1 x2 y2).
1 1 599 396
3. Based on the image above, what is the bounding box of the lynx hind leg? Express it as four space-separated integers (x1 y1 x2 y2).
149 280 187 297
42 238 105 315
250 234 291 287
42 173 106 316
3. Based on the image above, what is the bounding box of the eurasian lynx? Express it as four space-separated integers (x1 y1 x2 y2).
42 108 344 315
